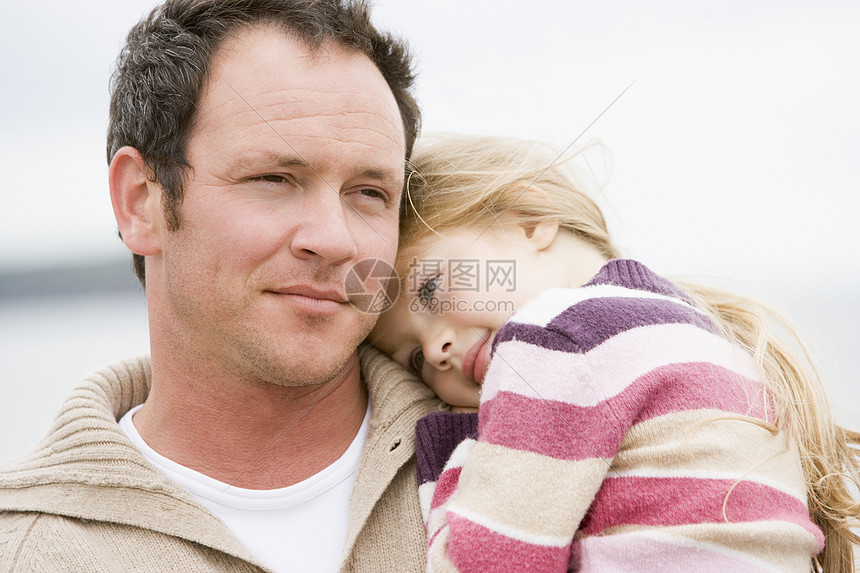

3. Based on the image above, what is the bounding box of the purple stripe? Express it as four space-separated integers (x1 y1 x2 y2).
494 296 717 355
586 259 688 300
415 411 479 486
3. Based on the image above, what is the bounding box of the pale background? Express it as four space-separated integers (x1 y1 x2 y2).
1 0 857 461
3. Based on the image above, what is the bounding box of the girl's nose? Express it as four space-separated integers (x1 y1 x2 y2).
423 334 454 370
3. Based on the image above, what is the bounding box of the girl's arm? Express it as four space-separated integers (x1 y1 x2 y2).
421 327 626 572
422 290 825 572
415 410 479 526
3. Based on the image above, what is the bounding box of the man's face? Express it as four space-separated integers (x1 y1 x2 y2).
149 25 405 387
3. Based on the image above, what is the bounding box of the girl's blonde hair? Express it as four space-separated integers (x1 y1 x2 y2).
401 133 860 572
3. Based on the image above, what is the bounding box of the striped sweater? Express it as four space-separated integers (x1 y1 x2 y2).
415 259 823 572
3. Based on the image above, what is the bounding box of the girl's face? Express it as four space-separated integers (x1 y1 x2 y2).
371 224 556 408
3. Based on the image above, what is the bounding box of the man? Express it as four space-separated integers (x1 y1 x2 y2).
0 1 443 571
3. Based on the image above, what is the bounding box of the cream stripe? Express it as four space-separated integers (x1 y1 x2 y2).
442 438 476 472
483 323 761 406
417 482 435 521
607 467 806 501
426 529 462 573
447 504 571 548
451 442 606 539
613 410 807 500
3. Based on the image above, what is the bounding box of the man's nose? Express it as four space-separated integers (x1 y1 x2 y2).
290 189 360 265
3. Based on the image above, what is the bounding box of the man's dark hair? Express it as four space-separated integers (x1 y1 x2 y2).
107 0 421 286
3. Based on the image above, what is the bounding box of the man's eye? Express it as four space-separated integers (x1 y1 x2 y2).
343 187 389 213
357 188 386 201
257 174 286 183
418 274 441 304
248 174 300 189
409 349 425 373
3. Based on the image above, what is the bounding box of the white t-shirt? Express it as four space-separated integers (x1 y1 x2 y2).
119 404 370 573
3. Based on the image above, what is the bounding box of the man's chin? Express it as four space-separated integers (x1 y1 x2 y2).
269 345 362 389
277 329 370 387
235 308 375 387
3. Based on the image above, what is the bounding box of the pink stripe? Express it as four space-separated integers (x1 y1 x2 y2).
430 466 463 512
439 512 571 573
479 390 625 460
575 532 776 573
479 362 767 461
634 362 769 421
579 477 824 550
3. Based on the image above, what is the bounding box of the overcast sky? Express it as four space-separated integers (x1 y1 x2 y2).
1 2 858 433
2 2 858 286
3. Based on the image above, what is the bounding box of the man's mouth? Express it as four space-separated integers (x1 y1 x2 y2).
268 285 349 315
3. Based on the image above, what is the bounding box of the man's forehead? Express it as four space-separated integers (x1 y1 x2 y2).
192 25 404 150
205 25 388 101
212 25 312 74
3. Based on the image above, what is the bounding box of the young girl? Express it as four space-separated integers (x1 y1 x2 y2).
370 134 860 572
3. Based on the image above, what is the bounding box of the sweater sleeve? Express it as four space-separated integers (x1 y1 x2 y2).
424 321 631 573
415 411 479 527
424 279 825 572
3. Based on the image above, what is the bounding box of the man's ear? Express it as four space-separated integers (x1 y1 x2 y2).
109 146 163 256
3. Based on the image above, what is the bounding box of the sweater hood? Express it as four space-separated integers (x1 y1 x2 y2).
0 347 443 567
0 356 263 563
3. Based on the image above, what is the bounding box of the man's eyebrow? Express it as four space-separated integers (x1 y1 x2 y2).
240 156 397 185
232 153 401 196
358 168 399 186
226 153 308 171
274 157 310 169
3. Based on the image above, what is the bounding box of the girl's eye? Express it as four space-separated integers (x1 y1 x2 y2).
409 348 425 373
418 274 442 304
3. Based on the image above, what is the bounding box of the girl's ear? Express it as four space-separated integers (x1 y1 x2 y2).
109 146 164 256
513 184 559 251
524 219 560 252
